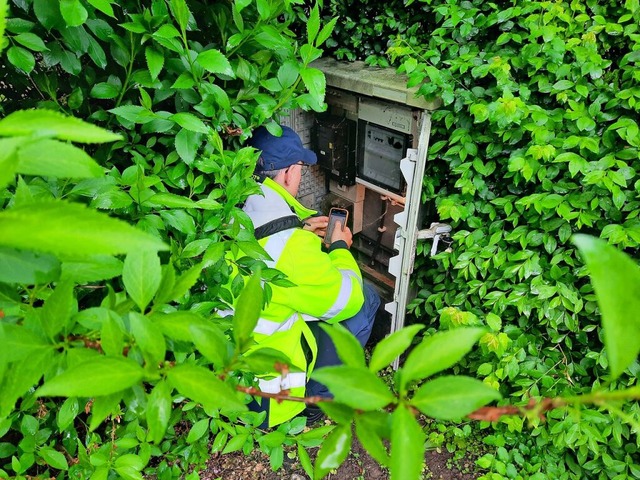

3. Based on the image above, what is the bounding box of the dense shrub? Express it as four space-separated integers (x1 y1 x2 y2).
323 0 640 478
0 0 336 478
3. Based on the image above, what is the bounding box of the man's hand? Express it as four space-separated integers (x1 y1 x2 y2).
330 220 353 248
302 216 328 237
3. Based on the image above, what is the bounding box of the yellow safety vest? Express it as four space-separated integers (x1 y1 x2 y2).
230 178 364 427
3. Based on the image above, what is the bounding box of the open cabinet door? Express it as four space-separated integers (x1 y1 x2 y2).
385 113 432 364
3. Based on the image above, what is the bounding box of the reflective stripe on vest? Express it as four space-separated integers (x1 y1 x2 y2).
316 269 363 321
254 312 298 335
258 371 306 394
218 311 299 335
262 229 293 268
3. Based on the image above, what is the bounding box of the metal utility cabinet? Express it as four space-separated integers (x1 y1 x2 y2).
281 58 448 352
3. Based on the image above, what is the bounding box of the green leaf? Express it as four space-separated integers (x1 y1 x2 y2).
56 398 79 431
0 137 22 189
100 311 124 357
277 61 299 89
88 38 107 69
14 32 48 52
256 0 271 20
552 80 573 91
355 412 391 467
151 311 210 342
90 82 120 99
175 128 201 165
152 264 176 306
17 138 104 178
0 350 52 417
129 311 166 365
145 192 198 208
168 262 202 301
0 247 61 284
159 209 195 235
0 201 167 257
0 1 7 55
189 323 229 367
108 105 151 124
222 433 249 454
88 392 122 431
411 376 501 420
33 0 64 29
167 364 247 412
319 322 365 368
186 419 209 444
197 49 235 77
40 280 75 339
60 0 88 26
390 405 425 480
235 0 251 13
316 17 338 47
169 0 190 32
114 455 145 475
145 47 164 80
300 67 325 97
401 327 486 389
181 239 212 258
211 430 229 453
0 323 52 362
147 380 172 443
87 0 115 18
242 348 301 375
39 447 69 470
369 324 424 373
314 423 352 479
121 21 146 34
171 71 195 89
36 357 144 397
170 112 209 133
306 5 320 45
297 444 314 479
61 255 123 283
311 366 395 410
122 250 161 312
0 109 122 143
7 46 35 73
573 234 640 379
317 401 354 425
233 268 262 351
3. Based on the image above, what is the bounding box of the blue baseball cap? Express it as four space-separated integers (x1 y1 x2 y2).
249 125 317 172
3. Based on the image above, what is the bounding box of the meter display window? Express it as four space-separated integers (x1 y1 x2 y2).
357 121 409 193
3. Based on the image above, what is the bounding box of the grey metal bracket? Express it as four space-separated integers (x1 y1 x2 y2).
417 222 452 256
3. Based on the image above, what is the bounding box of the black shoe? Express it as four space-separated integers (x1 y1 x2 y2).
302 405 325 426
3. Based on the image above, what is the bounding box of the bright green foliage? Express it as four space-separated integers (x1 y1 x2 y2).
573 235 640 380
0 0 336 477
310 324 501 479
325 0 640 478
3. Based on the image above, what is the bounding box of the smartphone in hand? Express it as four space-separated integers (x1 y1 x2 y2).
325 207 349 244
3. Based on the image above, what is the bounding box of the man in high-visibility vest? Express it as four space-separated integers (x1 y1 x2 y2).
241 125 380 428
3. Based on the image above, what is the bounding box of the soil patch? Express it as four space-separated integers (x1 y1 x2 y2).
200 436 479 480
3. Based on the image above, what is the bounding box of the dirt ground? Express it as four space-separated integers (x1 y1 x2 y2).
200 434 479 480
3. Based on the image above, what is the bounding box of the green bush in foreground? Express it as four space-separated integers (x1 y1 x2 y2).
2 0 640 479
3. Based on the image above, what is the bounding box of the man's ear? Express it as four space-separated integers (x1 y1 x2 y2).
282 167 293 185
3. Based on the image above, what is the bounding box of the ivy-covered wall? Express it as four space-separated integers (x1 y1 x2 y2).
324 0 640 478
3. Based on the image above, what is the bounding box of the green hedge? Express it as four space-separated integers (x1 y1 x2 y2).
0 1 334 478
325 0 640 478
